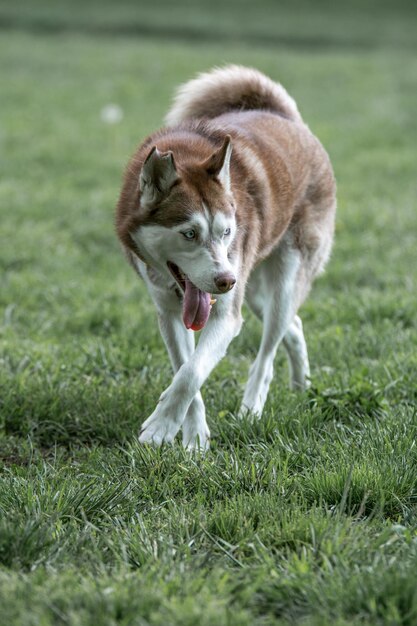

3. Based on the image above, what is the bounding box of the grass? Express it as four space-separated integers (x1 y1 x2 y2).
0 0 417 624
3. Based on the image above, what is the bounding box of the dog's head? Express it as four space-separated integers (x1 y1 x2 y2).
130 135 238 298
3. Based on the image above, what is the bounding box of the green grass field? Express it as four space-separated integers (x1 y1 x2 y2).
1 1 416 623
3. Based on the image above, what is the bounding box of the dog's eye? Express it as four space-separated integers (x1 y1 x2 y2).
182 229 196 240
224 228 231 237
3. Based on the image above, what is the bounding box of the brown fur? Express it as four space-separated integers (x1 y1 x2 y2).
116 65 336 309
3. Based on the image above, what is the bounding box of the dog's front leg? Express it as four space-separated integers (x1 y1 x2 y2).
133 260 210 449
139 298 243 448
157 312 210 450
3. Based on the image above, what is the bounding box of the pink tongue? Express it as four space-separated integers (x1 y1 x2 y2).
182 279 211 331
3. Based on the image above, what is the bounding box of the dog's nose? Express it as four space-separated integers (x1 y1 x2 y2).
214 272 236 293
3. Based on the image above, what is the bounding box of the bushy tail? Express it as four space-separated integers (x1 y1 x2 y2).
165 65 302 126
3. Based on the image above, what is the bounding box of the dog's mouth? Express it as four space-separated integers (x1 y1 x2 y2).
167 261 214 331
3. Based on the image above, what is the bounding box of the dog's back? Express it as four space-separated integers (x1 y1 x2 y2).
164 66 335 284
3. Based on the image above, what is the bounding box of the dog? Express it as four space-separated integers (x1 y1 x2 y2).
115 65 336 450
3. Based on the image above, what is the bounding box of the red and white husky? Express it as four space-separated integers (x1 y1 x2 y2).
116 65 336 450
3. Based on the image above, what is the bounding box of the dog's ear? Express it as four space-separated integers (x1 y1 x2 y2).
203 135 233 193
139 146 179 208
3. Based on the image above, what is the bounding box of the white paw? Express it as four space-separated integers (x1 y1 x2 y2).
182 423 211 451
290 376 311 392
237 403 263 420
139 405 181 446
181 395 210 451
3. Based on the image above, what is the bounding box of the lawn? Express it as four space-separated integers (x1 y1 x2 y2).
0 1 416 624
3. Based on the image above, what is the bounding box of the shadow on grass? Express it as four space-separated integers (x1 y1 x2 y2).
2 383 144 447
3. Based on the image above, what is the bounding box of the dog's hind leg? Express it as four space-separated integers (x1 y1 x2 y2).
240 236 302 417
282 315 311 390
245 296 311 393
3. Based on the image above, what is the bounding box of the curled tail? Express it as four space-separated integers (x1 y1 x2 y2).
165 64 302 126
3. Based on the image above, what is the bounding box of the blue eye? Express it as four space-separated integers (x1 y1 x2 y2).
182 229 196 240
224 228 231 236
